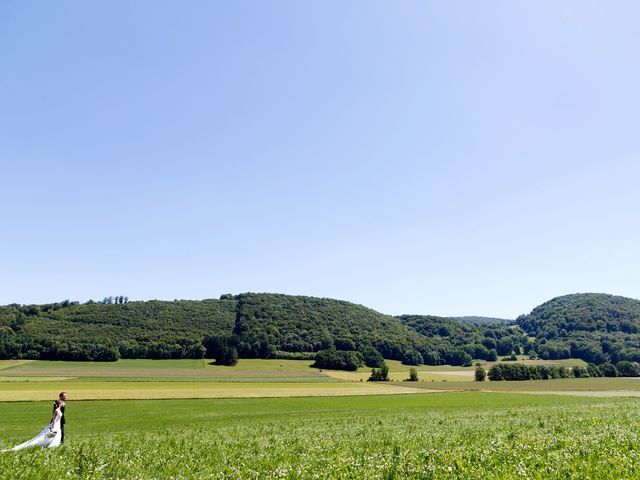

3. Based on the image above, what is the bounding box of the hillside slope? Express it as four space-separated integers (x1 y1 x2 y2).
0 294 431 361
517 293 640 364
232 293 422 359
220 294 531 365
5 292 634 365
0 299 236 360
0 293 529 364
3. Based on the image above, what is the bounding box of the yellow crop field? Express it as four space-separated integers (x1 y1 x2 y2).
0 379 429 401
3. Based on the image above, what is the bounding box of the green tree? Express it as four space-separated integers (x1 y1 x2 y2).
368 364 389 381
488 364 503 381
313 349 364 371
572 366 589 378
422 350 441 365
599 363 618 377
402 349 423 366
586 363 603 377
615 361 640 377
335 337 356 351
216 346 238 366
360 345 385 368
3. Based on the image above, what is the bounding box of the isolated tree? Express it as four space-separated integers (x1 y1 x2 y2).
408 367 419 381
475 365 486 381
368 364 390 381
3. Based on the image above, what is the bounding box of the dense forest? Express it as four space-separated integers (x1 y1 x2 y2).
0 298 236 361
1 292 640 368
0 293 526 365
516 293 640 364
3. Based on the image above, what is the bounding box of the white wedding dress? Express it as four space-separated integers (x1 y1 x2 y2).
2 408 62 452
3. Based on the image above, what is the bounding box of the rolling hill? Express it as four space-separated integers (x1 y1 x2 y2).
1 292 639 366
0 293 525 365
517 293 640 364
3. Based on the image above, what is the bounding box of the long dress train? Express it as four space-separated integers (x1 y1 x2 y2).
1 410 62 452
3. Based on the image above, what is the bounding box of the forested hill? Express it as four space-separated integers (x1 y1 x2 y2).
3 292 640 366
0 293 528 365
232 293 423 358
517 293 640 364
0 298 237 360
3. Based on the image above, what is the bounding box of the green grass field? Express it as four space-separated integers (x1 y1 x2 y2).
2 393 640 479
399 376 640 393
2 359 640 478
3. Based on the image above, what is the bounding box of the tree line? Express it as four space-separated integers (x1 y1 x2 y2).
483 360 640 381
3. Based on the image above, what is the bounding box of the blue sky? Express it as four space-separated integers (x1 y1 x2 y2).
2 1 639 318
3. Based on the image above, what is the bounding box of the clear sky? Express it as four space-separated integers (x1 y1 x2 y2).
2 1 639 318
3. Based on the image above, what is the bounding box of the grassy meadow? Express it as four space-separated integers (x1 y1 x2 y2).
3 359 640 478
2 393 640 479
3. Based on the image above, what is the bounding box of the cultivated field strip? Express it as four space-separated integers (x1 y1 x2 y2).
0 380 428 401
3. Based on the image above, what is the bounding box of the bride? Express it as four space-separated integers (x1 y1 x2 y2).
2 399 63 452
